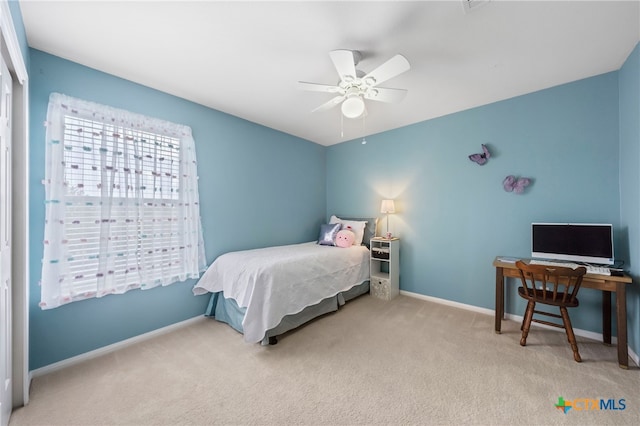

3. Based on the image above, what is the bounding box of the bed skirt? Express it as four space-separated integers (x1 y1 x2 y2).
205 280 370 345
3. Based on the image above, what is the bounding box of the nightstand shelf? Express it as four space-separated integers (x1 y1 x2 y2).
370 238 400 301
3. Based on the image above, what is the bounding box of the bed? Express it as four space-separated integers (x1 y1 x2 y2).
193 217 376 344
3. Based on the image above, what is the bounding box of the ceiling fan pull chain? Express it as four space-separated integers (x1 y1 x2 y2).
361 112 367 144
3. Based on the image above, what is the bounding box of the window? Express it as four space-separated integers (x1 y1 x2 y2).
40 93 206 309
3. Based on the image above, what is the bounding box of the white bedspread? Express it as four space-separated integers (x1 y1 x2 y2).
193 242 370 342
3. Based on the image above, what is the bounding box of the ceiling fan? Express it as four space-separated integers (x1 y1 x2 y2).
298 50 411 119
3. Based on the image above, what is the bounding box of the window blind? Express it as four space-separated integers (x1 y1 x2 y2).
40 93 206 309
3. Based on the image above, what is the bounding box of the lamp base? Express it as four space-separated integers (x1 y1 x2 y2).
386 214 391 238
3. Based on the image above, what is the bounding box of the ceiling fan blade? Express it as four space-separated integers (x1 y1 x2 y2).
298 81 342 93
329 50 357 82
362 54 410 87
364 87 408 103
311 95 345 113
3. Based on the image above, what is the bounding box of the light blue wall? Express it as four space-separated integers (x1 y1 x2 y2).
327 72 622 336
14 0 638 368
619 42 640 358
29 49 326 369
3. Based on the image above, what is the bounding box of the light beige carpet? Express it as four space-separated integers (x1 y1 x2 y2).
9 295 639 425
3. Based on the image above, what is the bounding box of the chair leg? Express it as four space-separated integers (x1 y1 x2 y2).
560 307 581 363
520 301 535 346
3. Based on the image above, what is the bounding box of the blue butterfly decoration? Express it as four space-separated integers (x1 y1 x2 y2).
469 144 490 165
503 175 531 194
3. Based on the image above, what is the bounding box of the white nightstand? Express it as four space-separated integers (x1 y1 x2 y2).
369 238 400 301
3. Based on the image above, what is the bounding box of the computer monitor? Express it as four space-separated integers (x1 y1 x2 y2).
531 223 614 265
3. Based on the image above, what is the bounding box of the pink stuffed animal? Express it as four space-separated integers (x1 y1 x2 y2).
335 226 355 248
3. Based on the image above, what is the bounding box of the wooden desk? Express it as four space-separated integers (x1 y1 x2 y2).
493 257 633 368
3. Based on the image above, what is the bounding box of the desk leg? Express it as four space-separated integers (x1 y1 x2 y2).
602 290 611 345
495 266 504 334
616 282 629 369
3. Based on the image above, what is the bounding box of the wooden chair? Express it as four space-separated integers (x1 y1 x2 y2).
515 260 587 362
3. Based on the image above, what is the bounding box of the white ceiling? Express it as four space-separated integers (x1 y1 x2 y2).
20 0 640 146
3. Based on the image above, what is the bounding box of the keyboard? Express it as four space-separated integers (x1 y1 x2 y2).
529 259 610 276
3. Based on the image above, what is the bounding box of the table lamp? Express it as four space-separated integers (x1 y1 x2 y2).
380 199 396 238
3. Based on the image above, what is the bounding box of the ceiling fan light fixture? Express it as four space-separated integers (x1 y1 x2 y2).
299 49 410 121
341 95 365 119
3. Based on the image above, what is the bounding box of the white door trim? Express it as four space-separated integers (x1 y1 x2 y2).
0 52 12 426
0 0 30 410
0 3 26 83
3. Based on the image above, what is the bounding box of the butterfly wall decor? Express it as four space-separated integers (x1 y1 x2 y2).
503 175 531 194
469 144 490 165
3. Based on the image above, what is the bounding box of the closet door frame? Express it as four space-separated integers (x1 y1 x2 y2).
0 0 30 412
0 51 12 426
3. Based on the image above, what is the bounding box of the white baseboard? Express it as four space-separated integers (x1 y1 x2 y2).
401 290 496 317
30 315 207 380
27 293 640 379
400 290 639 366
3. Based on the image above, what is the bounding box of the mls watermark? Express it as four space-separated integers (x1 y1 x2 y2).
555 396 627 414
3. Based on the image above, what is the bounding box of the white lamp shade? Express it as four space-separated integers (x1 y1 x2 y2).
341 96 365 119
380 199 396 214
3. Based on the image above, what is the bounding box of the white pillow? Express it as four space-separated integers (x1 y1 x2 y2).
329 215 367 246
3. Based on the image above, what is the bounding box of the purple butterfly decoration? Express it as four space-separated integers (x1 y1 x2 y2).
469 144 490 165
503 175 531 194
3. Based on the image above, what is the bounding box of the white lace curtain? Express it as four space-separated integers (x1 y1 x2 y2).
40 93 206 309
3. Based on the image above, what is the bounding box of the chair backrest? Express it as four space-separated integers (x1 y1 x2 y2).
515 261 586 305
